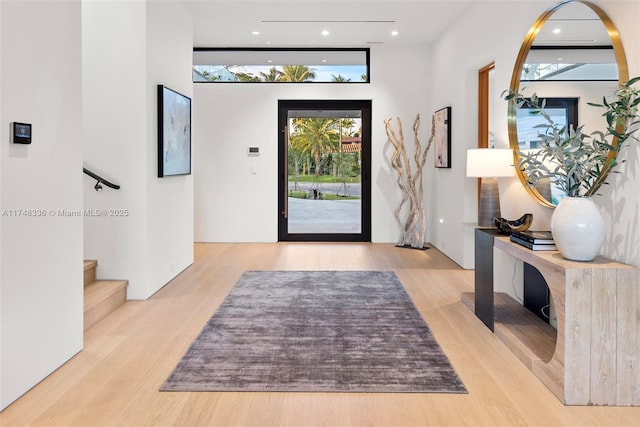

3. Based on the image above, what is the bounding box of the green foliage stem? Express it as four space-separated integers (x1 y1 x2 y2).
504 77 640 198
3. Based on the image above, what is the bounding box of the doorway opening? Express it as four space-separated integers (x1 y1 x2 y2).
278 100 371 242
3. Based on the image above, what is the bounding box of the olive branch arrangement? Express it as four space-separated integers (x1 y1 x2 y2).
503 76 640 198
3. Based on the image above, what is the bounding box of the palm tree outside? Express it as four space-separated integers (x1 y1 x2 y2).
280 65 317 82
259 67 284 82
290 118 339 178
331 74 351 82
234 72 260 82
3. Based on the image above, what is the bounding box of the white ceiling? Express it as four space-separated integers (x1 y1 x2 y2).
535 1 611 46
182 0 479 47
182 1 614 49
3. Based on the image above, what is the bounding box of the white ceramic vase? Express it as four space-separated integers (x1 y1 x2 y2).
550 197 605 262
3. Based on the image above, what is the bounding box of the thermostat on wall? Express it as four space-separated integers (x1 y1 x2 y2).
247 146 260 156
12 122 32 144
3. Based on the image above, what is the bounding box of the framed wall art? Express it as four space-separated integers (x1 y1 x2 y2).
158 84 191 177
434 106 451 168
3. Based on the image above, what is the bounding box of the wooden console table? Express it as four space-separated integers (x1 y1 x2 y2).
492 236 639 406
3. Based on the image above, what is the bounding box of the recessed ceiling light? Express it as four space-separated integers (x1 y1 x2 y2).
252 31 260 35
553 28 561 34
321 30 330 36
391 30 399 36
321 59 327 63
267 59 273 63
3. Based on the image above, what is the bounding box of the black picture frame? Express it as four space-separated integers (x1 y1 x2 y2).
434 106 451 168
158 84 191 177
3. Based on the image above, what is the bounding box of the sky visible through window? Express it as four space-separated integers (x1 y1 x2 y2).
193 48 369 83
194 64 368 83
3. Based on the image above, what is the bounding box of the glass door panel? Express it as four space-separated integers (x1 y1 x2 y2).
278 100 371 242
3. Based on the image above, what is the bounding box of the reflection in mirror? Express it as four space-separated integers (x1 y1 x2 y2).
508 1 629 207
516 97 578 149
516 97 578 205
521 3 617 82
522 48 617 81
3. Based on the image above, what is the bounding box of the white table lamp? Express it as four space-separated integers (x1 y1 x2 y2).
466 148 516 227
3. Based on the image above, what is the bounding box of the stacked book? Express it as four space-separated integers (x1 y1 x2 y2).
510 230 556 251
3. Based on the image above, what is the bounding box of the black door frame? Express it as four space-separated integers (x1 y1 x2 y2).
278 99 372 242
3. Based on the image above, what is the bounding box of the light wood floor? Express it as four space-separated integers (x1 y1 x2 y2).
2 243 639 426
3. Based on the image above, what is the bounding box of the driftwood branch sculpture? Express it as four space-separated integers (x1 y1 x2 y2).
384 114 435 248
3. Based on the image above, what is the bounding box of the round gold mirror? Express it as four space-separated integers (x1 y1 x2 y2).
507 0 629 207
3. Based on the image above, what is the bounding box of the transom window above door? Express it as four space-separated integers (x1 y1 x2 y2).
193 48 370 83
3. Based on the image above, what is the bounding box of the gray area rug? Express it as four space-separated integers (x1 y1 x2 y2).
161 270 466 393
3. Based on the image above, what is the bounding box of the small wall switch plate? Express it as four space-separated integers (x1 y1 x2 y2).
12 122 32 144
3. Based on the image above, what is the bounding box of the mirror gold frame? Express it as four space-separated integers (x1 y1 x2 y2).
507 0 629 207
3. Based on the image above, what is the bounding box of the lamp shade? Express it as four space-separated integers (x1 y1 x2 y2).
466 148 516 178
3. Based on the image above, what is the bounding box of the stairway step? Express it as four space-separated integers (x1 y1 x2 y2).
84 260 97 287
84 280 128 330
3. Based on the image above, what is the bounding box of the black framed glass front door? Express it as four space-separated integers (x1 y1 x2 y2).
278 100 371 242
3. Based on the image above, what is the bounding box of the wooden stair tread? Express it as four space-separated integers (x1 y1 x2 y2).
84 260 98 288
84 260 97 272
84 280 128 311
83 259 128 331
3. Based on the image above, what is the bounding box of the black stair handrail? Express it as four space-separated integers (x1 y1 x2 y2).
83 167 121 190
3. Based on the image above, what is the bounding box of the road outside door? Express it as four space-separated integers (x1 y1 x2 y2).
278 100 371 242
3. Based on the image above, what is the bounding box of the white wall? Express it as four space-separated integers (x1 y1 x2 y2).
0 1 3 408
82 0 148 298
428 0 640 268
596 1 640 267
1 1 4 409
0 0 83 411
83 0 193 299
426 0 555 268
145 1 194 294
194 46 430 243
